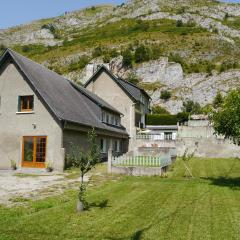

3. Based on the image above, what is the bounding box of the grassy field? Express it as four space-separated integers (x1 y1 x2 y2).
0 158 239 240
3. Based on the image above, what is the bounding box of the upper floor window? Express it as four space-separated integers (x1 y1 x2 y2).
102 110 121 127
19 95 34 112
102 111 106 122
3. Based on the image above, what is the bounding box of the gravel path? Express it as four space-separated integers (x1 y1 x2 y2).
0 169 88 205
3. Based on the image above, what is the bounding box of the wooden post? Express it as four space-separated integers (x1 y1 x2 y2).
108 148 113 174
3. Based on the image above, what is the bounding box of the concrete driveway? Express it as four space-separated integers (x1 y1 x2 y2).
0 169 84 205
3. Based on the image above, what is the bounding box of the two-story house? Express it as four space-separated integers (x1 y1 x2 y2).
0 49 128 171
84 66 151 141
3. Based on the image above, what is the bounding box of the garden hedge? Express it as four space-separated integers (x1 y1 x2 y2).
146 114 178 125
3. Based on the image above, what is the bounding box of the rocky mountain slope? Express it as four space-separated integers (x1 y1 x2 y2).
1 0 240 113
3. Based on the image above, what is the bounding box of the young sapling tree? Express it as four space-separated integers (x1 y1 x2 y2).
67 128 100 212
181 149 195 178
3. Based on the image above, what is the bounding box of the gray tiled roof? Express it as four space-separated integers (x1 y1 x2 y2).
84 65 151 103
0 49 128 136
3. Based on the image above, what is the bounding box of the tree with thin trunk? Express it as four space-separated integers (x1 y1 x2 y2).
67 128 100 212
181 149 195 178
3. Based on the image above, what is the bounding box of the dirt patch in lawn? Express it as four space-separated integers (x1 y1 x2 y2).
0 169 88 206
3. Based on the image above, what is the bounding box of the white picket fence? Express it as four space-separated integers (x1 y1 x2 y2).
112 155 172 168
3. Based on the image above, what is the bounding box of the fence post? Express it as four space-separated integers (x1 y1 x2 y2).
108 149 113 174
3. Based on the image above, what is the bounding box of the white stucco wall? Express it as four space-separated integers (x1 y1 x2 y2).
0 62 64 171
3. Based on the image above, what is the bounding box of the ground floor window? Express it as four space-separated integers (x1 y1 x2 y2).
114 139 121 153
100 138 107 153
22 136 47 168
164 132 172 140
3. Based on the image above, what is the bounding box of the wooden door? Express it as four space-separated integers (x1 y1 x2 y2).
22 136 47 168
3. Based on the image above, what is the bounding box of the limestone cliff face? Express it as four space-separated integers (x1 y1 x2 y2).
136 60 240 113
78 58 240 114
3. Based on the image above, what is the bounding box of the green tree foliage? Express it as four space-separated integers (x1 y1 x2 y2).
213 92 224 109
122 49 133 68
176 20 184 27
160 90 172 100
68 55 90 72
201 104 213 114
67 128 100 211
152 105 170 114
182 100 202 114
211 89 240 145
176 112 189 124
134 45 150 63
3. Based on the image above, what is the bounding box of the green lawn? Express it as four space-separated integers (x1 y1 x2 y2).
0 158 239 240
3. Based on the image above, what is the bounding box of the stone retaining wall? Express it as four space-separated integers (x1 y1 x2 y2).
110 165 166 176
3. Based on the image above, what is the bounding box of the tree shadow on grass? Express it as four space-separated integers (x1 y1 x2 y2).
130 229 144 240
201 177 240 190
88 199 110 209
107 225 152 240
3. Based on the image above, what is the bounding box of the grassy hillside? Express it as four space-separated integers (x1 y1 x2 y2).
9 17 238 75
0 158 239 240
0 0 239 77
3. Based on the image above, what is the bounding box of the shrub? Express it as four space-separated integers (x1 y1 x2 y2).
146 114 177 125
22 45 31 52
177 7 186 14
168 53 185 67
152 105 170 114
134 45 150 63
109 49 119 58
219 60 239 73
213 92 224 109
224 13 229 20
68 55 90 72
176 20 184 27
41 24 60 39
201 104 213 114
92 46 103 58
122 49 133 68
125 72 140 85
103 54 111 63
160 90 172 100
150 45 162 60
0 44 6 51
182 100 202 114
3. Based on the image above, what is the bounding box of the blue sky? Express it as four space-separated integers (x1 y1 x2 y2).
0 0 239 29
0 0 126 29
